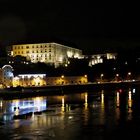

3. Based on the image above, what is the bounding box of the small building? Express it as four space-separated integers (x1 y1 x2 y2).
1 65 14 88
46 75 88 85
13 74 88 87
13 74 46 87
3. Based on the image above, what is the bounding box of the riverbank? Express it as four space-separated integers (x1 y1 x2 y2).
0 81 140 99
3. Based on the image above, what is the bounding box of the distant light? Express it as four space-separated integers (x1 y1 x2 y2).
119 89 122 93
113 67 116 70
128 72 131 75
101 74 104 77
68 116 73 119
84 74 87 78
65 64 68 67
133 88 136 93
125 61 128 65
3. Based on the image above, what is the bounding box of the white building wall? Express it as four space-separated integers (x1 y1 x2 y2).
12 43 82 67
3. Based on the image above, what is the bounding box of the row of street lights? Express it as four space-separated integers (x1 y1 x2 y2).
100 72 132 82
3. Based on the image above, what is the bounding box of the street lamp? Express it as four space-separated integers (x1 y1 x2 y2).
100 74 104 82
84 74 87 78
127 72 131 81
115 74 119 82
61 75 64 79
128 72 131 76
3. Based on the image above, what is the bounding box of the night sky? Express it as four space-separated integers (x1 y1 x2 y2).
0 1 140 54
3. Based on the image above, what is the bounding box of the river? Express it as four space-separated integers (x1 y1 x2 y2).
0 87 140 139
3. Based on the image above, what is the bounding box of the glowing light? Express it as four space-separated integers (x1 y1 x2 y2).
128 91 132 108
59 56 63 62
34 77 41 86
116 92 120 107
74 53 79 58
61 75 64 79
100 90 105 124
65 64 68 67
101 74 104 77
67 51 73 57
84 93 88 109
128 72 131 76
10 98 47 115
84 75 87 78
11 51 13 56
61 97 65 112
133 88 136 93
101 91 104 105
0 100 3 107
18 74 46 78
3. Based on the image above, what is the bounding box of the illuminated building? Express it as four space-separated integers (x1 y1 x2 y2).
1 65 14 88
13 74 46 87
11 42 82 67
13 74 88 87
88 53 117 67
46 75 88 85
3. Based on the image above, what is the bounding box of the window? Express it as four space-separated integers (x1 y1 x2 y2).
49 54 51 60
26 46 29 49
26 51 29 53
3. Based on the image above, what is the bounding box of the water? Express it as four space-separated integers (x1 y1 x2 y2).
0 87 140 139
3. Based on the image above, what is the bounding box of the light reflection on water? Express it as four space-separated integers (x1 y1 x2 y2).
0 88 140 139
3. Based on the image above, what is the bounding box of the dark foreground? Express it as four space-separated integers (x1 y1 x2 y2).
0 87 140 139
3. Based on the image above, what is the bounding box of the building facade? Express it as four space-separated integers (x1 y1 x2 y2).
0 65 14 88
13 74 46 87
12 74 88 87
11 42 82 67
46 75 88 85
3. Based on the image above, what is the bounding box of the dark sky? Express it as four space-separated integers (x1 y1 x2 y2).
0 0 140 54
